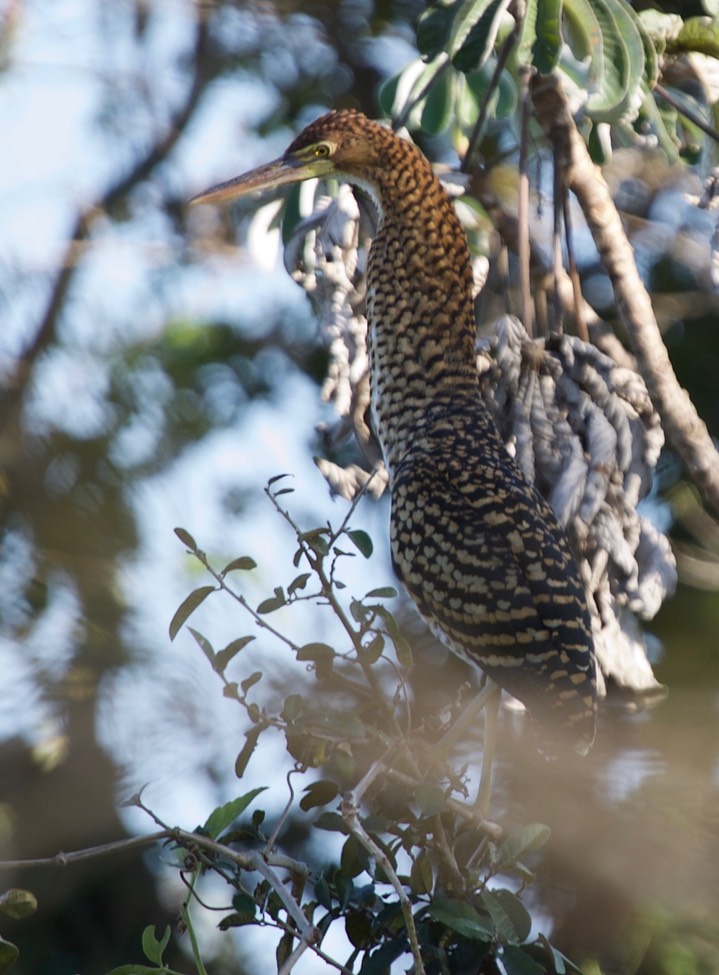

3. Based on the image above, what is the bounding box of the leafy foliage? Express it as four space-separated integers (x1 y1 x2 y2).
111 479 582 974
379 0 719 167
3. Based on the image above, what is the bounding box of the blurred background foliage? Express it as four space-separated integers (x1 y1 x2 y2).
1 0 719 973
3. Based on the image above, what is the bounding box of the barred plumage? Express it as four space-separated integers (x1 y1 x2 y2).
193 109 598 753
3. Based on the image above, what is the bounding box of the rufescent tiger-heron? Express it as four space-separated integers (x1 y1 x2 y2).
192 109 598 763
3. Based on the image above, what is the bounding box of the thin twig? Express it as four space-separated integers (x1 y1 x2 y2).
476 686 501 816
655 82 719 147
341 792 426 975
518 69 533 336
263 766 301 855
462 24 520 173
552 138 565 334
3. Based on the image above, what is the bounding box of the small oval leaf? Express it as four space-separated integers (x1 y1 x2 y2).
169 586 215 641
288 572 312 596
501 945 546 975
300 779 340 811
235 725 263 778
256 587 286 614
366 587 398 599
267 473 293 487
297 642 335 664
313 811 349 833
496 823 551 870
174 527 197 551
0 889 37 919
347 529 373 558
480 888 532 944
141 924 170 965
221 556 257 576
409 849 434 895
203 787 268 839
429 897 494 940
188 627 215 665
240 671 263 694
216 635 256 673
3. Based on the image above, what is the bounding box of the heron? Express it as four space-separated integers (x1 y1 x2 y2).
192 109 597 760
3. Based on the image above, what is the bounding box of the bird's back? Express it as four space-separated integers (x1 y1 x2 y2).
389 402 597 755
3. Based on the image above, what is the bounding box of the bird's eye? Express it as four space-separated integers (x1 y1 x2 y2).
314 142 332 158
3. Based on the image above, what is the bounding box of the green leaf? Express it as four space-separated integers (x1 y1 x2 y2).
141 924 170 965
346 529 373 558
169 585 215 641
297 642 335 669
215 635 256 673
374 606 413 668
314 811 349 833
0 888 37 919
496 823 551 870
409 849 434 895
536 934 584 973
567 0 646 124
240 671 262 694
359 940 406 975
315 874 333 910
282 693 303 722
361 633 385 665
218 910 256 929
452 0 513 72
300 779 340 811
174 526 197 552
479 888 532 944
188 627 214 666
417 0 462 60
429 897 494 940
365 587 397 599
501 945 546 975
600 0 647 114
350 599 371 623
0 938 19 975
203 787 268 839
341 834 370 878
221 555 257 576
677 15 719 58
421 67 455 134
256 587 286 614
562 0 603 82
235 724 264 778
519 0 564 72
415 783 446 817
288 572 311 596
231 892 257 922
345 909 373 949
267 473 293 487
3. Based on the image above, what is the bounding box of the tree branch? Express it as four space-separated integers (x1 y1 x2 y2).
531 71 719 516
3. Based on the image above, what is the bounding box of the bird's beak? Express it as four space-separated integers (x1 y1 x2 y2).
190 155 318 206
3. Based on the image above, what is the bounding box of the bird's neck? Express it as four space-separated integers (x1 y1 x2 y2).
364 147 480 473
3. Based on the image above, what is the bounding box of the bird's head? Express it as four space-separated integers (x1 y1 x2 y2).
191 109 386 207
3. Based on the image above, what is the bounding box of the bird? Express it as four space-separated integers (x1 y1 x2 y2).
192 109 597 755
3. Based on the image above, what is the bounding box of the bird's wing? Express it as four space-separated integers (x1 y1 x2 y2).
390 441 596 748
